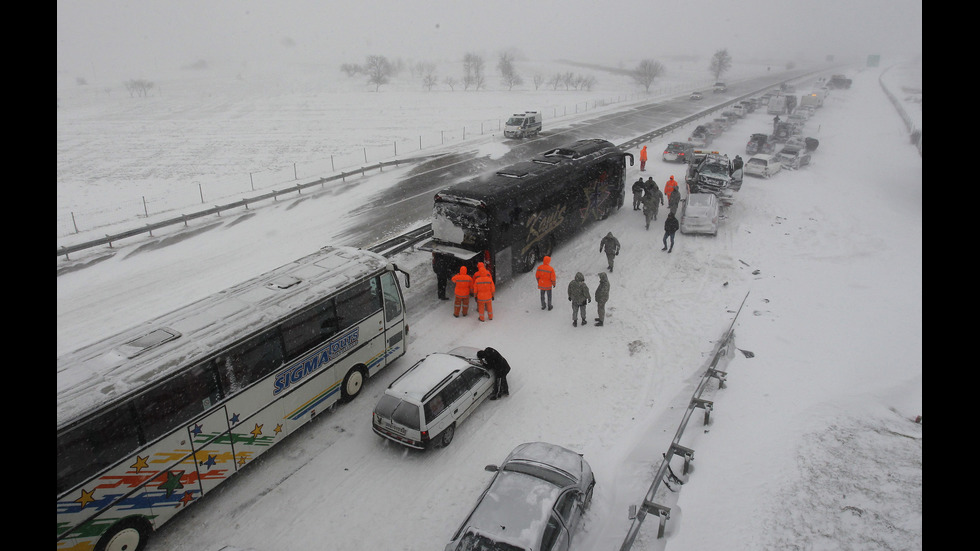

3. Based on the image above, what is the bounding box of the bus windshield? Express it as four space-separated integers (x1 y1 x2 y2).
432 201 489 248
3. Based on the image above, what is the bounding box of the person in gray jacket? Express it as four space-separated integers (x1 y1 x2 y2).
594 272 610 326
668 186 682 216
599 232 620 272
567 271 591 327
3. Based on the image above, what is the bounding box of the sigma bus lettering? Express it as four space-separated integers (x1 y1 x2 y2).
273 327 360 395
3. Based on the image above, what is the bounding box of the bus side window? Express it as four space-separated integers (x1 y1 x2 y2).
134 363 221 442
57 403 141 495
216 329 285 392
336 279 381 328
281 300 338 359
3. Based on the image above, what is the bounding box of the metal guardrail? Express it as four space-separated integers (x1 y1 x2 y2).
618 291 750 549
56 155 443 259
878 65 921 156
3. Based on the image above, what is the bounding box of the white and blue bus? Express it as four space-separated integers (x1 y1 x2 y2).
57 246 410 551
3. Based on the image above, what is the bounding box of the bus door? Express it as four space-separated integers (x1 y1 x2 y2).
187 403 236 495
379 272 407 365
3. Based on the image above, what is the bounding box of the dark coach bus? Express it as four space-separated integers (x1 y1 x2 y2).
421 139 633 285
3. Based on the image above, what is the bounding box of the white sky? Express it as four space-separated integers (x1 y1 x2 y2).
57 0 922 81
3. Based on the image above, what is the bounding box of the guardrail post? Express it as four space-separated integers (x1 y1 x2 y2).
670 443 695 475
707 367 728 388
641 500 671 539
106 235 113 249
693 397 714 425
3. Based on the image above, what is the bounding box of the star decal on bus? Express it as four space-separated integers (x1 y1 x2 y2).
178 491 195 507
250 423 263 438
75 488 96 509
275 423 283 435
202 454 218 469
158 470 185 498
130 455 149 473
229 413 241 425
190 423 203 436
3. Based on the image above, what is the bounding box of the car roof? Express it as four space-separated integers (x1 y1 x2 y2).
386 353 476 403
687 193 716 206
749 154 774 161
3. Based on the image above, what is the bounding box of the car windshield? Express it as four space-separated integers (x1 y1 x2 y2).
701 163 729 177
505 117 524 126
666 143 685 152
502 461 575 488
747 159 766 166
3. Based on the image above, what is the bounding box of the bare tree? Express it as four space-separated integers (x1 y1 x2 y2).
632 59 665 93
340 63 362 77
422 71 439 91
532 73 544 90
709 49 733 81
443 76 457 91
364 55 393 91
462 52 485 91
497 52 523 90
124 79 154 97
560 72 575 90
548 73 562 91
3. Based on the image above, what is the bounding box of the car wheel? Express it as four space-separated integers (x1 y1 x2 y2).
95 517 151 551
340 366 367 403
438 423 456 447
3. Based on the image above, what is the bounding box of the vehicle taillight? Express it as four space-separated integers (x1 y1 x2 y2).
421 431 429 442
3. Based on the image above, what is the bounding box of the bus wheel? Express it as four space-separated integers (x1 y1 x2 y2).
95 517 150 551
438 423 456 447
340 367 366 403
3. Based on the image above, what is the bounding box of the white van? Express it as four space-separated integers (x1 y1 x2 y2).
372 346 495 449
503 111 542 138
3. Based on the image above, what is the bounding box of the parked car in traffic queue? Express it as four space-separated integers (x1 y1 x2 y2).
372 346 495 450
776 144 812 169
679 193 719 236
445 442 596 551
745 133 775 156
662 141 696 163
743 154 783 178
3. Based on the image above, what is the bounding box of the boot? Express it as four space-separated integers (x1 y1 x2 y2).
662 246 667 251
573 320 577 327
548 305 553 311
668 248 673 253
582 320 588 326
595 320 604 326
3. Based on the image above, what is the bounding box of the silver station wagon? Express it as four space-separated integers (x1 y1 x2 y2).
372 346 494 450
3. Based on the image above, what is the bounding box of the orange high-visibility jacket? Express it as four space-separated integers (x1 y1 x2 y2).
535 256 557 290
664 177 678 198
474 274 495 301
451 267 473 297
474 262 492 281
640 146 648 161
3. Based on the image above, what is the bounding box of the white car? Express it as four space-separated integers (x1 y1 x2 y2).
679 193 719 235
744 154 783 178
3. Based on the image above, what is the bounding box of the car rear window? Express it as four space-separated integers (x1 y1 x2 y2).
747 159 766 166
375 394 421 430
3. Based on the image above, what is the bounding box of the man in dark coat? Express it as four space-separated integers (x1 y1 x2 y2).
662 211 680 253
432 254 454 300
478 347 510 399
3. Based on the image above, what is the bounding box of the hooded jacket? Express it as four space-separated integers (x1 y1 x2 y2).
640 146 648 161
664 177 679 199
665 213 680 233
535 256 557 290
567 272 591 305
595 272 610 304
473 272 495 301
474 262 491 281
451 266 473 297
599 232 620 256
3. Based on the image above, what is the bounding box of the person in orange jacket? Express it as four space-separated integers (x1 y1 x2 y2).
535 255 557 310
639 145 648 171
473 270 496 321
451 266 473 317
664 175 679 202
474 261 492 283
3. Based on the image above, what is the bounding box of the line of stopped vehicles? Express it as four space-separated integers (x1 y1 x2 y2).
665 81 831 235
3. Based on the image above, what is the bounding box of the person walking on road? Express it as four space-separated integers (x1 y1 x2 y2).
599 232 620 272
662 211 680 253
477 347 511 400
433 255 453 300
645 177 664 221
631 177 645 210
451 266 473 317
567 271 591 327
535 255 557 310
641 190 656 231
594 272 610 326
664 175 679 204
639 145 648 171
668 184 682 216
474 269 496 321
